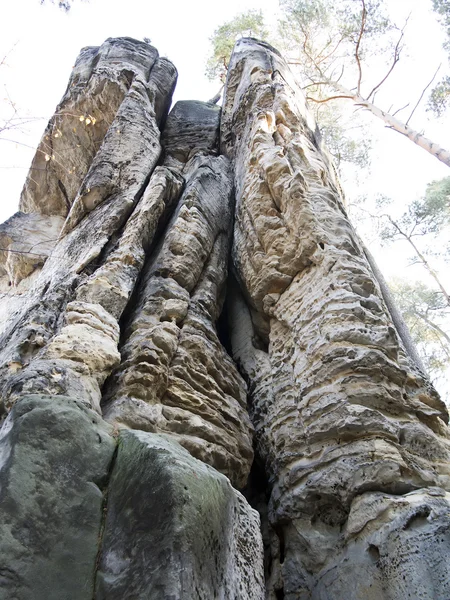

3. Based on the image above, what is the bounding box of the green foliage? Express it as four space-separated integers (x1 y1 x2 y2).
317 105 372 168
428 1 450 116
206 10 269 82
380 176 450 242
278 0 394 79
427 76 450 117
432 0 450 48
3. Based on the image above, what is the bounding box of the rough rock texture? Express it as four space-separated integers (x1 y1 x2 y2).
0 212 65 286
103 100 254 488
0 38 177 418
20 37 170 219
222 38 450 599
0 395 116 600
96 431 264 599
0 35 449 600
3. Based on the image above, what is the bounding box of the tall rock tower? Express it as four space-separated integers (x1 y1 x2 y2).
0 37 449 600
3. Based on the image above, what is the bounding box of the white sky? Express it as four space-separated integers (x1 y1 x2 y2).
0 0 449 394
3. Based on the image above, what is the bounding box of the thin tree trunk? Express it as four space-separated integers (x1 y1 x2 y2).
360 238 427 373
310 80 450 168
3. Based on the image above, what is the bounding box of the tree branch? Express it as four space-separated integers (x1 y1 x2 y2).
306 94 355 104
366 14 409 102
392 102 410 116
355 0 367 94
406 64 441 125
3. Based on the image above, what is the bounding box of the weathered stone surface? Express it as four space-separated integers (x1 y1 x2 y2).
1 34 449 600
76 166 183 319
20 38 164 218
103 148 253 486
223 38 450 599
162 100 221 168
0 212 64 286
96 431 265 599
0 395 116 600
0 38 177 418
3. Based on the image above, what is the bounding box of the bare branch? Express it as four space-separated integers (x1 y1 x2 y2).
316 34 345 67
366 13 410 101
306 94 355 104
406 64 441 125
392 102 410 116
0 42 18 68
355 0 367 94
301 81 331 90
335 64 345 84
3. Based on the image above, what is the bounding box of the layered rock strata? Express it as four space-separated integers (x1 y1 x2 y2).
102 100 253 488
0 35 449 600
222 38 450 599
0 38 177 415
0 37 263 600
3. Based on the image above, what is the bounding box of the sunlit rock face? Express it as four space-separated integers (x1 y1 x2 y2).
222 38 450 599
0 35 449 600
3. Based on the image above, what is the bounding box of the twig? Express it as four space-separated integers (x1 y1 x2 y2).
406 64 441 125
306 94 354 103
366 13 410 102
392 102 410 116
355 0 367 94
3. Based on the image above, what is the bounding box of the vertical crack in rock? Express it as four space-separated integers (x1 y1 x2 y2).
102 100 254 488
222 37 450 599
91 442 119 600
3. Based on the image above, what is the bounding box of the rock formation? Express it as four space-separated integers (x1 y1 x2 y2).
0 36 449 600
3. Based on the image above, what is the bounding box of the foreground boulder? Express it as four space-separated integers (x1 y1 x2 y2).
96 431 264 599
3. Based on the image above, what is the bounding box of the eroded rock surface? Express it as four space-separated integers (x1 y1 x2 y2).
0 38 177 417
222 38 450 599
0 35 448 600
0 395 116 600
103 100 254 488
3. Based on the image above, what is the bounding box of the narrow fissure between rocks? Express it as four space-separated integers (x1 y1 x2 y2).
91 442 120 600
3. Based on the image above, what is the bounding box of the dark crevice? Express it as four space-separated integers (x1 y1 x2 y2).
91 441 119 600
115 182 185 346
58 179 70 212
242 452 278 595
100 182 185 408
216 295 233 357
275 588 285 600
275 525 286 564
80 134 167 278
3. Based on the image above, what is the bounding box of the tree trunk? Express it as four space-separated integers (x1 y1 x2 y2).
309 79 450 168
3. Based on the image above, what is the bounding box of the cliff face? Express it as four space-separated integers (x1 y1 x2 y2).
0 37 449 600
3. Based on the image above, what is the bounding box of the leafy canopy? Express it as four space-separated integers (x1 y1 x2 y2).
206 10 268 82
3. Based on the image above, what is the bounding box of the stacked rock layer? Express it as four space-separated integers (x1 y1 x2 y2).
0 36 448 600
